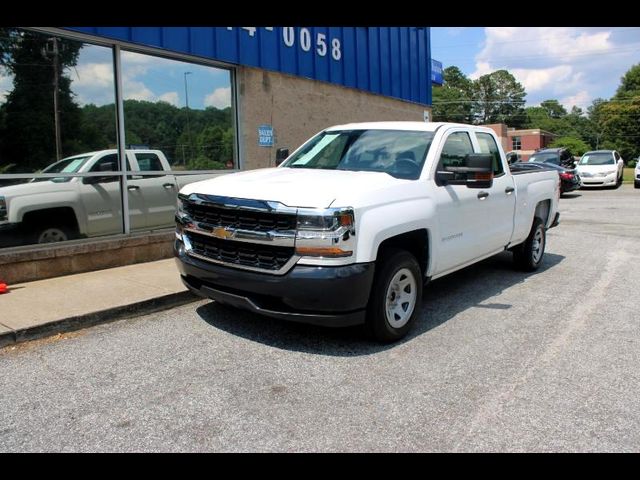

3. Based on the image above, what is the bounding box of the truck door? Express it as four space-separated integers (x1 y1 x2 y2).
127 152 178 230
474 132 516 252
432 130 491 273
80 153 145 236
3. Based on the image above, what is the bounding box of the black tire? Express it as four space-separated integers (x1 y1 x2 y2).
30 224 76 244
366 248 423 343
513 217 546 272
614 172 623 188
634 181 640 189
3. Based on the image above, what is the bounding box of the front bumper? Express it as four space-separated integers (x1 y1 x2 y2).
580 173 617 187
175 240 375 327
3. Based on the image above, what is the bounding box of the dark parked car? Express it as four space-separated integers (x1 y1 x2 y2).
528 147 576 168
510 161 581 195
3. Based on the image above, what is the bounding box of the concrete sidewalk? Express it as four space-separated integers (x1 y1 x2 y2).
0 258 198 348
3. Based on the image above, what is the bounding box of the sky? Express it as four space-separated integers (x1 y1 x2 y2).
430 27 640 110
0 42 232 110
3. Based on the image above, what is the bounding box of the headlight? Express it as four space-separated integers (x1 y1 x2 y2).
176 196 186 215
295 207 355 258
604 169 617 175
175 195 190 240
0 196 7 222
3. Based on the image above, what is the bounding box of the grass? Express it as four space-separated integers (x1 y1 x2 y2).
623 167 636 184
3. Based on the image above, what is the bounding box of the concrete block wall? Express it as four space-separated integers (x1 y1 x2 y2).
237 67 432 171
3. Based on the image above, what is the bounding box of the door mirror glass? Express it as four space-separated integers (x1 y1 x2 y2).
436 153 494 189
275 148 289 166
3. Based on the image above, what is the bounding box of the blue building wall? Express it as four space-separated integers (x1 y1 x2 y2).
67 27 432 106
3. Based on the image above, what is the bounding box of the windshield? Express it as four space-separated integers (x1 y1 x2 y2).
529 152 559 164
32 155 93 183
579 152 615 166
281 129 435 180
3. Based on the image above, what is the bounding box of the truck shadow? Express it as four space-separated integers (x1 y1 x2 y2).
196 251 565 356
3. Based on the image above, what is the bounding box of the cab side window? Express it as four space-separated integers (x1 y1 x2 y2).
476 132 504 176
134 152 164 178
90 154 131 172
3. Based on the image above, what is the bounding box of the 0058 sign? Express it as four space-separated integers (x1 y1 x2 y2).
227 27 342 61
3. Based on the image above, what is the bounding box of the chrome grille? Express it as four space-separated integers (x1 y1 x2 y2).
186 231 294 271
183 200 296 232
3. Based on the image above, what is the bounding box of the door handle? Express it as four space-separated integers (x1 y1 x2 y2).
505 187 515 195
163 183 175 189
127 185 140 191
477 191 489 200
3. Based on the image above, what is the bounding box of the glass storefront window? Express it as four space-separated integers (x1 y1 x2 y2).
120 50 236 172
0 28 125 248
1 28 237 250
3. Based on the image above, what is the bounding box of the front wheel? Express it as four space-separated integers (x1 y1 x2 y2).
513 217 546 272
30 225 77 245
366 248 423 343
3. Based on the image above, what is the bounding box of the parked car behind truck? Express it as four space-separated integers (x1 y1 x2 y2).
575 150 624 188
174 122 561 343
0 149 216 247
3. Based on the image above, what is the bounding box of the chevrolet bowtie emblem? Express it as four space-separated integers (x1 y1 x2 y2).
212 226 234 239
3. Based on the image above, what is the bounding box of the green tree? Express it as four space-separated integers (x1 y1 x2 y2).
0 29 83 172
549 136 591 156
614 63 640 99
472 70 527 127
432 66 474 124
540 99 567 119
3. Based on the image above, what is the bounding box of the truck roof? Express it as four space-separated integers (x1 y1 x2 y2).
63 149 163 160
325 121 492 133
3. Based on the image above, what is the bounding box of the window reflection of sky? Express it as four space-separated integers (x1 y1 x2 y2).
0 41 231 110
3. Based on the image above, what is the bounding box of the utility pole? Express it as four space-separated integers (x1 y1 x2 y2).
48 37 63 161
184 71 193 164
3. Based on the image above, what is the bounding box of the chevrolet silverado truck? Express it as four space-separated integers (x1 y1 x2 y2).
175 122 560 342
0 149 215 247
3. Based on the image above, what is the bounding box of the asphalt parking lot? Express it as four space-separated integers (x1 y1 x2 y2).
1 185 639 452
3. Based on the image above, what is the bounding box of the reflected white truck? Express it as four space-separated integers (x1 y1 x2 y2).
0 149 216 245
175 122 561 343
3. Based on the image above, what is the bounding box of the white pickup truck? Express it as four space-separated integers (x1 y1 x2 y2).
174 122 560 342
0 149 215 246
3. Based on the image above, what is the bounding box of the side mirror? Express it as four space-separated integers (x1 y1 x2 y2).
275 148 289 166
436 153 494 189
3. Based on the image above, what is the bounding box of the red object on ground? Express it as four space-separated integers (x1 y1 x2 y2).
0 283 8 294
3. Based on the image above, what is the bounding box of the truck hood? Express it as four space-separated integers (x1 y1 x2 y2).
178 167 411 208
0 179 76 198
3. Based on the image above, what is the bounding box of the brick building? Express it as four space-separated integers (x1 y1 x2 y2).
485 124 557 161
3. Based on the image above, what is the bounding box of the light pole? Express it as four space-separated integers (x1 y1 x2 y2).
183 71 193 164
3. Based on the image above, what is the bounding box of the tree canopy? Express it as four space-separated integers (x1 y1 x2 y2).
432 63 640 161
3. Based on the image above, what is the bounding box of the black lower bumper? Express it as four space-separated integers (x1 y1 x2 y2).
175 241 375 327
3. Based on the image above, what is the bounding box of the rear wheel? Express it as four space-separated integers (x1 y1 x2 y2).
513 217 546 272
366 248 422 343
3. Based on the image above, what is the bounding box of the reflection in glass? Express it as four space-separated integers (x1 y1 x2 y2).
0 28 117 174
0 29 122 248
120 50 235 171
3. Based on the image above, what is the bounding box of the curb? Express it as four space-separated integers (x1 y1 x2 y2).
0 290 199 349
